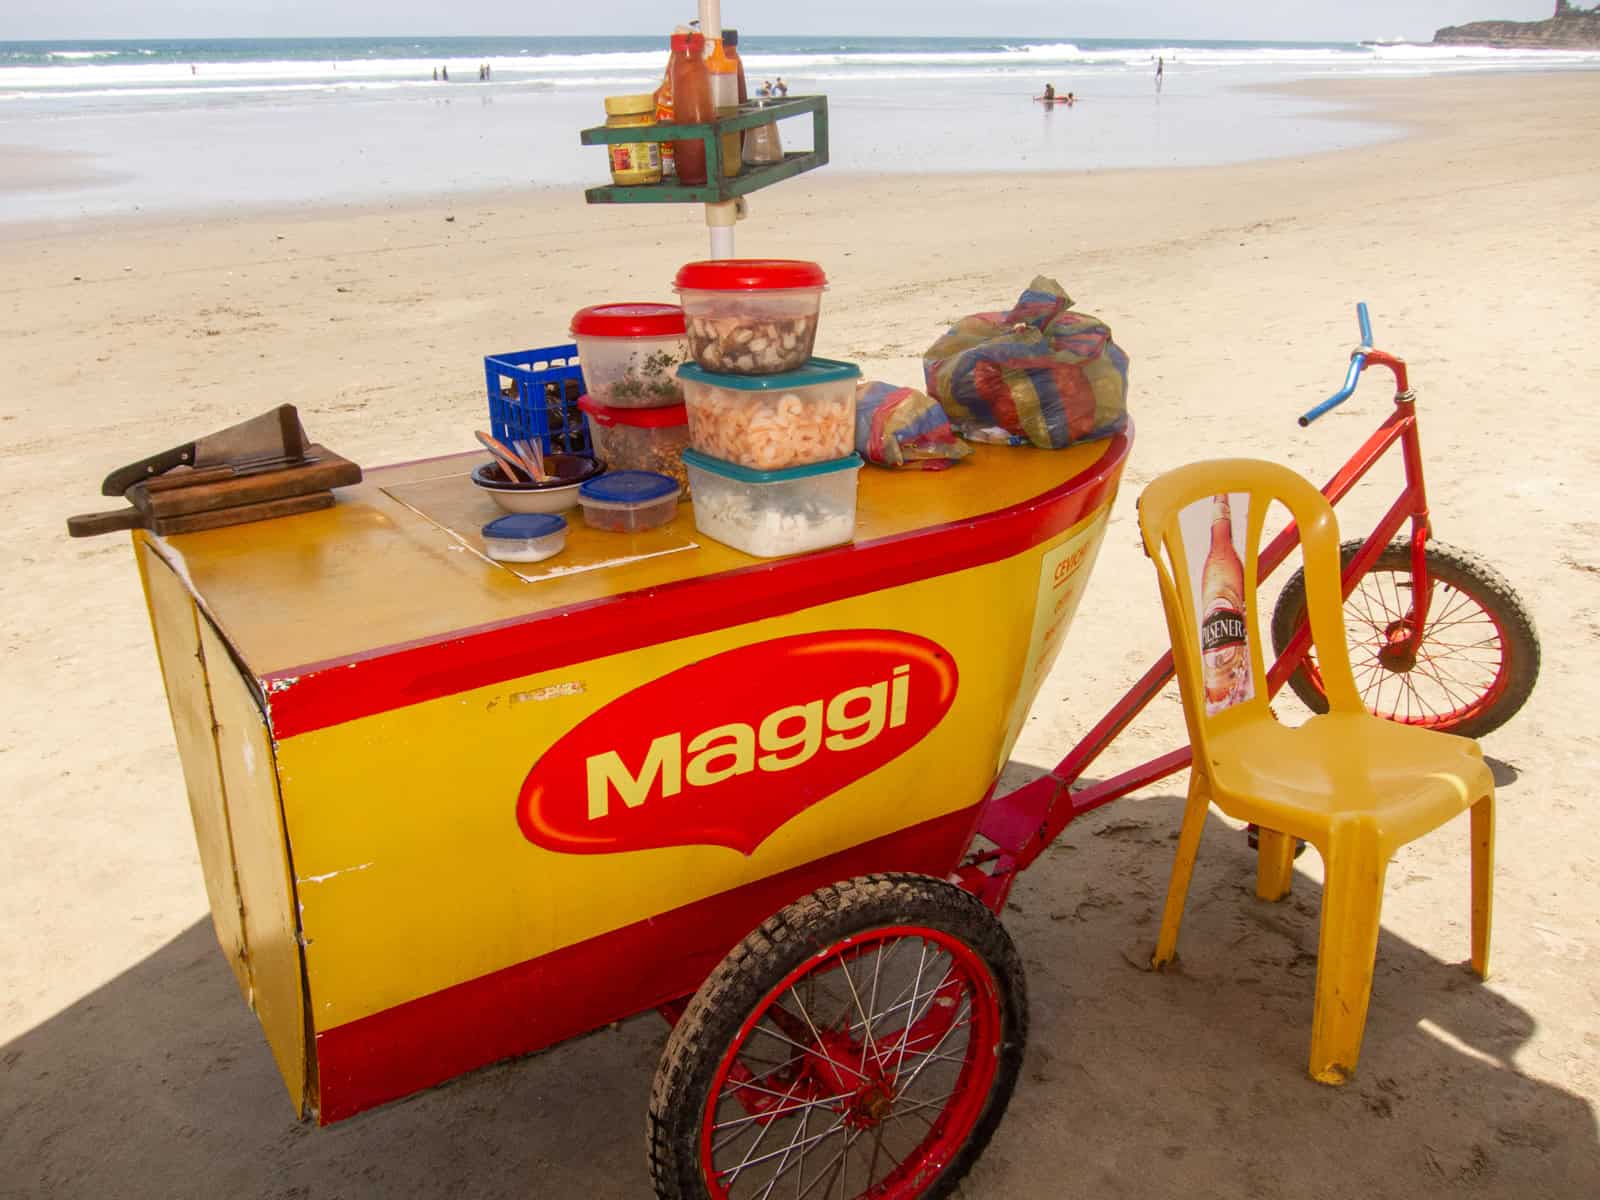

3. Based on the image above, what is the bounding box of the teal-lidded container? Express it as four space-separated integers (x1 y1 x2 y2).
682 447 862 558
678 357 861 472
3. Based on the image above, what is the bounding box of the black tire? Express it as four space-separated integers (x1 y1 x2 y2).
1270 539 1540 738
647 873 1028 1200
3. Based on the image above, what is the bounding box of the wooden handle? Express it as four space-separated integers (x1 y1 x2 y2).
67 507 146 538
101 442 197 497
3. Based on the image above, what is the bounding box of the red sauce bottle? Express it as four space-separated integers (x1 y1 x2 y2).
667 32 712 186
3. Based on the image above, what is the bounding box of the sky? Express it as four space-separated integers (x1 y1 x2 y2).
0 1 1564 44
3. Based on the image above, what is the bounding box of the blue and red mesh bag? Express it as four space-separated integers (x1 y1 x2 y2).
854 381 973 469
922 276 1129 450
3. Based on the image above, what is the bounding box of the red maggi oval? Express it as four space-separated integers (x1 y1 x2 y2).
517 630 959 856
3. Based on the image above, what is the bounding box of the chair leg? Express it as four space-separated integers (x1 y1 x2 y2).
1152 783 1210 970
1470 794 1494 979
1308 828 1388 1085
1255 828 1297 901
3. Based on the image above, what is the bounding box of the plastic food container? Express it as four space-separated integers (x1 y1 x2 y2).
673 259 826 375
683 448 861 558
679 357 861 471
570 303 688 408
481 513 568 562
578 470 682 533
578 394 691 492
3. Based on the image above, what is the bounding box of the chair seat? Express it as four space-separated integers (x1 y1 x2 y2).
1208 713 1492 851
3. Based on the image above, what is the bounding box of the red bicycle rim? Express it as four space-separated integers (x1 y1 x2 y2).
1305 568 1512 728
699 926 1003 1200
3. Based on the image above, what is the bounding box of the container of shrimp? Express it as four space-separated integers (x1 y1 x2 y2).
673 259 826 375
678 357 861 472
682 448 862 558
578 394 691 493
568 303 688 408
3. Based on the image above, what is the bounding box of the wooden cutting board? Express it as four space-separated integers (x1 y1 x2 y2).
135 447 361 518
67 447 361 538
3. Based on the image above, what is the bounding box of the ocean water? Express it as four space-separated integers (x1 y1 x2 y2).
2 35 1596 224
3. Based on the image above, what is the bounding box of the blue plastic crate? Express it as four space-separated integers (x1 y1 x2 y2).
484 345 591 456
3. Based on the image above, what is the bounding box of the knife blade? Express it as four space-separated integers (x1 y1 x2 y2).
100 404 310 496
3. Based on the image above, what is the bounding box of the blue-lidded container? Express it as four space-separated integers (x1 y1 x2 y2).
682 448 861 558
480 513 568 563
678 357 862 471
577 469 682 533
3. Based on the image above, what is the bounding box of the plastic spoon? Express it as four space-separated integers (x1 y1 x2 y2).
516 438 550 482
475 431 532 483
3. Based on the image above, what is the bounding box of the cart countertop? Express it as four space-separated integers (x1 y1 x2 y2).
142 437 1125 686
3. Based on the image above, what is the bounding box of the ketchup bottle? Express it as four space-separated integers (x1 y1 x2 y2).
667 32 712 187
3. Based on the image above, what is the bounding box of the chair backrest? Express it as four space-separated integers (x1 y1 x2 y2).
1136 458 1360 763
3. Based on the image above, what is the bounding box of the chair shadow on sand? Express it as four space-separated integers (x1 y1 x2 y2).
2 759 1595 1198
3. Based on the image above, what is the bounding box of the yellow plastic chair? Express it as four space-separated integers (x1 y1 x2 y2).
1136 458 1494 1084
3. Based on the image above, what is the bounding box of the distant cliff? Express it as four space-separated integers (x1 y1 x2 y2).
1435 3 1600 47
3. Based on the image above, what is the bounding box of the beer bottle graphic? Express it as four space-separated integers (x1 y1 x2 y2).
1199 494 1250 712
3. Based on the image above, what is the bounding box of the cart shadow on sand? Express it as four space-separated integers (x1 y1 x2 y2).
2 764 1595 1199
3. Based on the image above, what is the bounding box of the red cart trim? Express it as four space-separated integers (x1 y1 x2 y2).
311 802 981 1124
263 428 1131 739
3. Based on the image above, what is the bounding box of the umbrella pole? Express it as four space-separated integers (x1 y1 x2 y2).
700 0 736 258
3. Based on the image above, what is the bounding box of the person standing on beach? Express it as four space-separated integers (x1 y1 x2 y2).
442 65 449 82
1155 56 1164 92
774 77 788 97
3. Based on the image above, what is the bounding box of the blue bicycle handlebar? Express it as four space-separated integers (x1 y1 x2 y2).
1298 302 1374 427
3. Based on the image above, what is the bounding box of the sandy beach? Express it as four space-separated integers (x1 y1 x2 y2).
3 69 1598 1197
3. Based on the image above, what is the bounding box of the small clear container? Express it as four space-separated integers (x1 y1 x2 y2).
679 357 861 471
578 394 691 493
570 303 689 408
578 470 682 533
673 259 826 375
683 448 861 558
481 513 568 562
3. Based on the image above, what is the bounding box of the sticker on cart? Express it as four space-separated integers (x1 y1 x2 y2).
517 630 959 856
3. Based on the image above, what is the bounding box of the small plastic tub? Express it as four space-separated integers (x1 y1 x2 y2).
570 303 689 408
673 259 826 375
481 513 568 562
578 394 691 493
679 357 861 471
578 470 682 533
683 448 861 558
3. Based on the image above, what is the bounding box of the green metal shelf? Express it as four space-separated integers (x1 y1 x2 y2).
579 94 829 204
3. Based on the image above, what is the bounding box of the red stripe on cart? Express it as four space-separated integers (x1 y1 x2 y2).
312 803 982 1124
264 429 1130 739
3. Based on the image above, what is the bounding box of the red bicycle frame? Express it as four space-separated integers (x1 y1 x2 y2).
963 344 1435 912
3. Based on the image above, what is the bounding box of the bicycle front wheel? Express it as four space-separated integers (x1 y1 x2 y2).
1270 539 1539 738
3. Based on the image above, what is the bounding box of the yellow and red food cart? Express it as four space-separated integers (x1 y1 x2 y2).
132 434 1126 1165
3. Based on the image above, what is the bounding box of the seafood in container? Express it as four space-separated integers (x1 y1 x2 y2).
683 448 862 558
673 259 827 375
679 358 861 471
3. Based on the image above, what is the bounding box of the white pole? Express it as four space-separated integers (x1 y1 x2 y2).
699 0 721 38
699 0 730 257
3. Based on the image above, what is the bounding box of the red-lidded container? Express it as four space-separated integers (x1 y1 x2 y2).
673 259 827 375
569 303 689 408
578 394 691 493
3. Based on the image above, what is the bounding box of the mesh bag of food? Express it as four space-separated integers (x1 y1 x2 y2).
853 381 973 469
922 276 1129 450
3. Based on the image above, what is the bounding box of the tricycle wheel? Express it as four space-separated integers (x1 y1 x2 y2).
647 873 1027 1200
1270 539 1540 737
